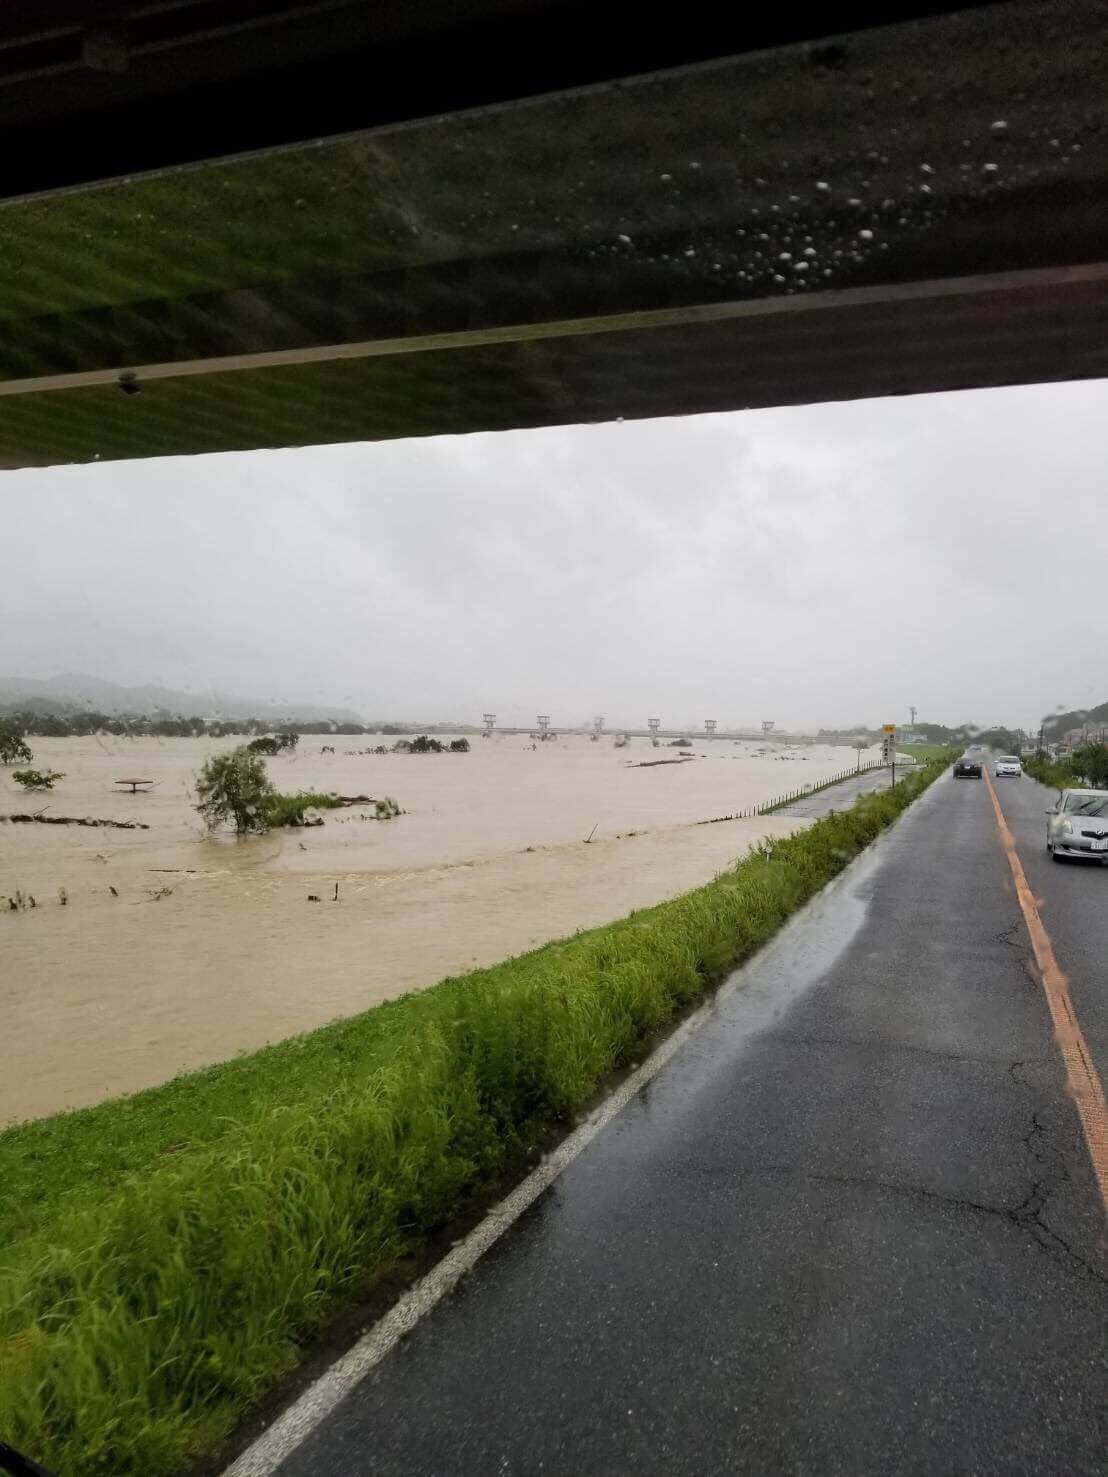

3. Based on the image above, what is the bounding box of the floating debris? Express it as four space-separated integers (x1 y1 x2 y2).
2 814 150 829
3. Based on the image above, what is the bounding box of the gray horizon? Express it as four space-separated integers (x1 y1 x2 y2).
3 377 1105 734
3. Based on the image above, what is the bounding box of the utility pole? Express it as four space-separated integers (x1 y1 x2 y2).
761 720 775 738
909 705 917 730
482 712 496 738
537 714 550 740
648 718 660 746
704 719 717 740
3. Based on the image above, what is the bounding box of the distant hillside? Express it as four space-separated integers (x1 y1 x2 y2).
0 673 363 725
1042 701 1108 739
819 720 1024 751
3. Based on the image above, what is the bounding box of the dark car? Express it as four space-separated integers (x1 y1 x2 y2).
953 756 983 778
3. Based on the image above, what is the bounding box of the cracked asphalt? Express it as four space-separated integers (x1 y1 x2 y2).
276 766 1107 1476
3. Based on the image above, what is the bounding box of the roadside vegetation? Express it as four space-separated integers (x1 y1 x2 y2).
0 757 949 1477
1024 742 1108 791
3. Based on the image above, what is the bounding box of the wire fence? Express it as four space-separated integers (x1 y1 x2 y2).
697 760 894 825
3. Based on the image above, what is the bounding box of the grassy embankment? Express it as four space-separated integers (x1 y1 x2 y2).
899 742 956 762
0 757 950 1477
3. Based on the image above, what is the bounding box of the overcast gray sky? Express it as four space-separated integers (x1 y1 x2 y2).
3 378 1105 731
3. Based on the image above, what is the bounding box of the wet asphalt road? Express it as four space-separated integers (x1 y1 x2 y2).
276 767 1107 1476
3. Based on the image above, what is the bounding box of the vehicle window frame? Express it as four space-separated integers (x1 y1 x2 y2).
1065 793 1108 817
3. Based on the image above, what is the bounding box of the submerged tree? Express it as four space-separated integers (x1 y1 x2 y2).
195 748 275 833
12 769 63 791
0 720 33 766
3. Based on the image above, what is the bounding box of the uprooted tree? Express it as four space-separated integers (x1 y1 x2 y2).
195 747 275 833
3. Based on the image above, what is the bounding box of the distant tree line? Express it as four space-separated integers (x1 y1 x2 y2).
0 708 481 740
818 721 1025 752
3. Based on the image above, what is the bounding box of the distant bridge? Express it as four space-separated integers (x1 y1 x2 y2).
486 729 820 743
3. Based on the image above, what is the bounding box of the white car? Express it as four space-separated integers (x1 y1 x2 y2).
994 755 1022 777
1046 789 1108 862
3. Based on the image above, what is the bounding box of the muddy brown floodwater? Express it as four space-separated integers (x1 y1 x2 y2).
0 733 877 1123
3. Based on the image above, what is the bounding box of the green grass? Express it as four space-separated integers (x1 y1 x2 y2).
899 743 957 762
264 790 346 827
0 758 949 1476
1024 746 1108 792
1023 754 1074 790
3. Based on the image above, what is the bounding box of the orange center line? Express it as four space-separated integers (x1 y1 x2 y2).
983 769 1108 1218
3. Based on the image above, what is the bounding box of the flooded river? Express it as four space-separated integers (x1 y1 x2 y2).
1 733 875 1123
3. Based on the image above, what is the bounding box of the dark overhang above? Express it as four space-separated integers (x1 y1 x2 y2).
1 0 1105 467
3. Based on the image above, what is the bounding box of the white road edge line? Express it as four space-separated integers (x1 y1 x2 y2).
223 994 716 1476
224 783 915 1476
